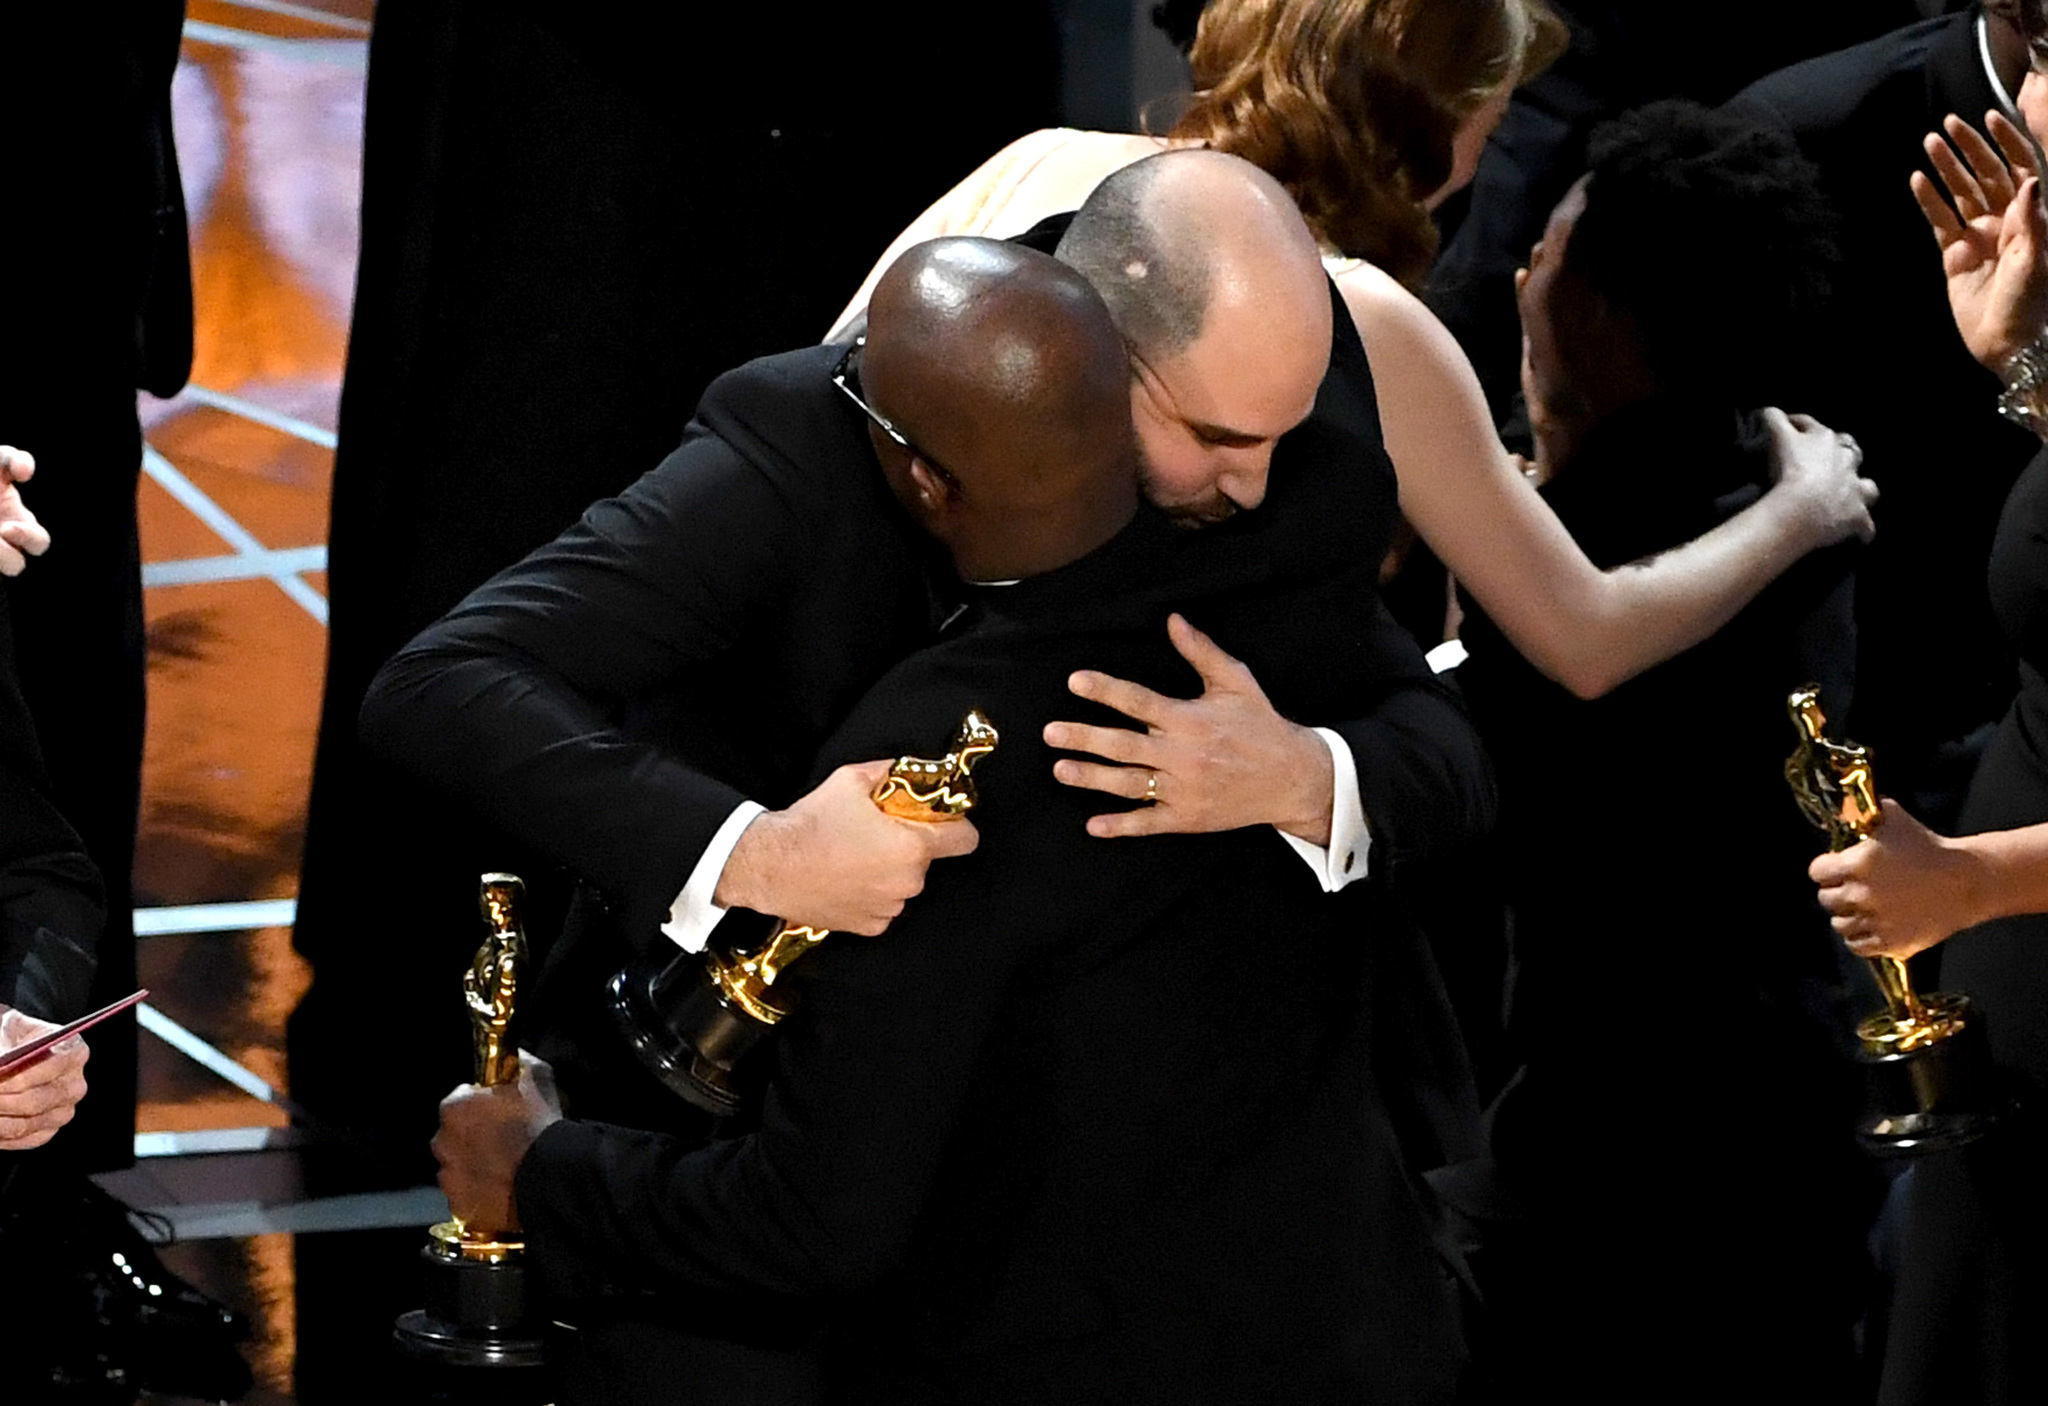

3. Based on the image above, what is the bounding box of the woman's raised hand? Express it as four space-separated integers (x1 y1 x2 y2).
1912 110 2048 371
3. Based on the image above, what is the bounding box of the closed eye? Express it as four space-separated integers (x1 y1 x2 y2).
1191 424 1266 449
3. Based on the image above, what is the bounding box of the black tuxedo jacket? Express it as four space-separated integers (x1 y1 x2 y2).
1461 400 1860 1129
1455 400 1874 1389
361 345 941 953
517 513 1475 1404
1727 9 2039 815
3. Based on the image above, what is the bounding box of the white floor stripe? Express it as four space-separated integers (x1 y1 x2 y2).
210 0 374 35
142 445 267 555
135 899 299 936
141 445 330 626
144 545 328 588
134 1126 304 1158
274 570 332 625
181 18 369 65
152 1187 448 1241
137 1003 282 1106
178 384 340 451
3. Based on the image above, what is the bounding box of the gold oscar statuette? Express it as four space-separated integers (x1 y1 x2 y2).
393 873 549 1369
610 710 999 1113
1785 687 1999 1152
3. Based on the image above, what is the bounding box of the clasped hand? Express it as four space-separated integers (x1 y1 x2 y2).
1043 614 1333 845
1808 798 1980 962
432 1051 563 1234
716 760 981 936
0 1004 90 1150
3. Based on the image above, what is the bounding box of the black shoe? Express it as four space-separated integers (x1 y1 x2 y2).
74 1177 253 1343
0 1164 254 1402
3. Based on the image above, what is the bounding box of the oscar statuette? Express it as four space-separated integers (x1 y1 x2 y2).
394 874 549 1370
1785 687 2001 1153
608 710 998 1113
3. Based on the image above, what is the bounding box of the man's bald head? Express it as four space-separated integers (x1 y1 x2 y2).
1056 149 1331 527
862 237 1138 582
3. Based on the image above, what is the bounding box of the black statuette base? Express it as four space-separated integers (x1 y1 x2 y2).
1857 995 2004 1156
606 956 772 1115
394 1249 547 1368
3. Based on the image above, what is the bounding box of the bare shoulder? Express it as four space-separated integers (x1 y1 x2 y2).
824 130 1174 342
942 129 1171 239
1329 262 1462 365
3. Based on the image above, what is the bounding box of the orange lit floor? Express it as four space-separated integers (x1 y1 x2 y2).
87 5 432 1403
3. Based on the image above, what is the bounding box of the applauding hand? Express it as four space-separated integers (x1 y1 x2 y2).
1911 110 2048 372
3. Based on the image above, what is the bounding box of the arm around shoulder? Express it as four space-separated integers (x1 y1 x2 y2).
1339 268 1874 698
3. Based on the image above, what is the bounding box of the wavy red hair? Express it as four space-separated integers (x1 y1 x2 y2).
1169 0 1566 287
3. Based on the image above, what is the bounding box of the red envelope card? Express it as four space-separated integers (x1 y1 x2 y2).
0 990 148 1075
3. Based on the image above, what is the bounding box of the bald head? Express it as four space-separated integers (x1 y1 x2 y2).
1055 150 1332 525
1056 149 1327 364
862 237 1138 581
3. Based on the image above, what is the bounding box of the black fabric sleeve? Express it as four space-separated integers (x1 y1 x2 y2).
0 590 104 1022
359 425 807 948
1319 610 1496 882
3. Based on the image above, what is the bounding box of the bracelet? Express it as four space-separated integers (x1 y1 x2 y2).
1997 330 2048 435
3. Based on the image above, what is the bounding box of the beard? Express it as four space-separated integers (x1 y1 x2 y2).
1138 457 1240 530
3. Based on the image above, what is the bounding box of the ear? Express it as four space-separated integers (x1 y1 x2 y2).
908 458 953 512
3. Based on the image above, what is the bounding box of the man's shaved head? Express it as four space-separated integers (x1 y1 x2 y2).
862 237 1138 581
1055 156 1215 361
1055 149 1331 526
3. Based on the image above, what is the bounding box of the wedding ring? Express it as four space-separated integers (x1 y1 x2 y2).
1144 771 1160 803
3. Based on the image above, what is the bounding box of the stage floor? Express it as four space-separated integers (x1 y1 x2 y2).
106 3 436 1401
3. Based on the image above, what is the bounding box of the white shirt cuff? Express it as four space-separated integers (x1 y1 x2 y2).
1276 727 1371 893
661 800 768 952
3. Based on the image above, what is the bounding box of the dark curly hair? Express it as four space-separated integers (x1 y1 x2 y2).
1563 101 1839 405
1166 0 1567 289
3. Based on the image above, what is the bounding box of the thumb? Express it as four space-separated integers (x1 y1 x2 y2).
1167 613 1254 694
1875 796 1924 836
841 758 895 791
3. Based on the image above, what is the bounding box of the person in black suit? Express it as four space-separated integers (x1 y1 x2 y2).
1725 1 2045 829
2 1 191 1173
1 563 249 1403
1455 104 1875 1397
431 233 1483 1405
0 576 101 1146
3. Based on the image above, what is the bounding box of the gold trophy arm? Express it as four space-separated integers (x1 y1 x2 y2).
873 709 1000 819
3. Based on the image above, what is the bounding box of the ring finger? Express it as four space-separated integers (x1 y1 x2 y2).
1052 758 1158 801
